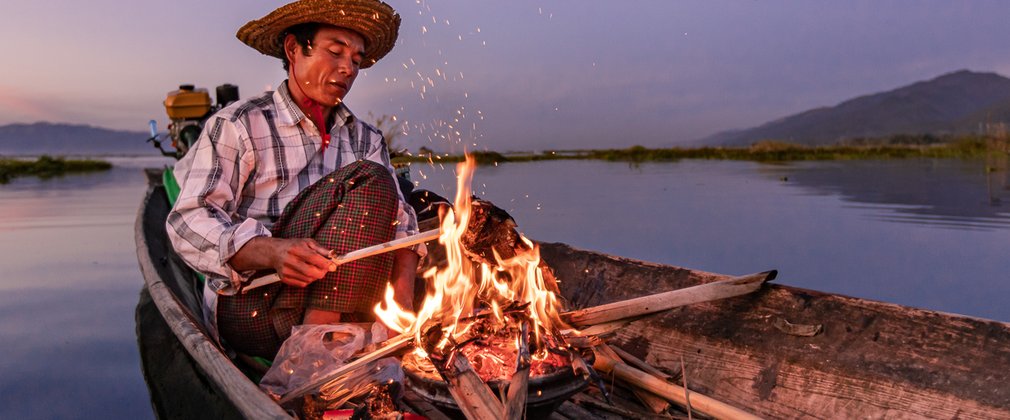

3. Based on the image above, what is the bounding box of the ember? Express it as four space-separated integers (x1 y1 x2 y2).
402 331 570 383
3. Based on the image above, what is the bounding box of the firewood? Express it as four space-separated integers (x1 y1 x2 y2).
278 334 414 405
611 345 680 382
460 199 523 266
434 352 505 420
592 346 761 420
570 393 677 420
597 344 671 414
504 322 531 420
562 271 776 328
402 390 452 420
556 400 607 420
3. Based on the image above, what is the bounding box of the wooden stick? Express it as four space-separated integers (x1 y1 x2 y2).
680 355 692 420
402 390 453 420
436 352 505 420
331 228 440 265
611 345 680 382
556 400 606 420
597 344 670 414
243 229 440 291
278 334 413 405
562 270 776 328
504 322 531 420
564 320 633 341
592 347 762 420
570 393 676 420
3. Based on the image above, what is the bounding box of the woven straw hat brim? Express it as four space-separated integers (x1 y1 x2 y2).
237 0 400 69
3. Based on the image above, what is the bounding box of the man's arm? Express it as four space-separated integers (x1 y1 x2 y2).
167 116 311 289
228 236 337 288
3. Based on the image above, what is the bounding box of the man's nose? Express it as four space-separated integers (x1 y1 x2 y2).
336 56 355 76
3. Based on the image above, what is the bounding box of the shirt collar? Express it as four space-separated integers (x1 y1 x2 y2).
274 80 356 129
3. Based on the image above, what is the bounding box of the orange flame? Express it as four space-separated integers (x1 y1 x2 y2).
375 155 567 356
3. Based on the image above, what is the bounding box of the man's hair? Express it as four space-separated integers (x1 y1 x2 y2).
281 22 322 72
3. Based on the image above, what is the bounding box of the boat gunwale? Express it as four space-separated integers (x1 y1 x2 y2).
136 183 291 419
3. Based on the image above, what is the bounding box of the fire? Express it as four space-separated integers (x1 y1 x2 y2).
375 155 568 358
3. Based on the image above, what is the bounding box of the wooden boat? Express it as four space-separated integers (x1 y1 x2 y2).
136 172 1010 419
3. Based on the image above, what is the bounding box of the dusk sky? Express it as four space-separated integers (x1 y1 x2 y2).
2 1 1010 152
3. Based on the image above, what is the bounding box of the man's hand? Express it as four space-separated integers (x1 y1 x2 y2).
230 237 336 288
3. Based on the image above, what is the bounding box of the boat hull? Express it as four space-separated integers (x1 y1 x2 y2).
137 176 1010 418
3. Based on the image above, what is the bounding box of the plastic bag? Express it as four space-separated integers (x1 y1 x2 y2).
260 322 402 401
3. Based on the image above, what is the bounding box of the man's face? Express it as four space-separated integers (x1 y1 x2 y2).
287 26 365 106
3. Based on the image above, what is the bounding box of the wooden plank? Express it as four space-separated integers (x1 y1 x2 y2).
135 187 291 419
540 241 1010 419
593 346 761 420
561 271 775 328
618 322 1010 419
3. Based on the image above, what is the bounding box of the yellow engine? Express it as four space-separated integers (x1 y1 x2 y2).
164 85 212 120
154 84 239 158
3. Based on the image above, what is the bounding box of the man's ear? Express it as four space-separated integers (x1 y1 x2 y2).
283 34 299 64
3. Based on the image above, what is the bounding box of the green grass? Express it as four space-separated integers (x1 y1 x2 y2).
392 135 1008 166
0 155 112 184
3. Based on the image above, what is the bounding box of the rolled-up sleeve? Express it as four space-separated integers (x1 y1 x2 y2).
166 116 271 290
368 132 426 258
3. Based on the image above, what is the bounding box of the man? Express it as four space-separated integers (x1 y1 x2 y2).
167 0 420 361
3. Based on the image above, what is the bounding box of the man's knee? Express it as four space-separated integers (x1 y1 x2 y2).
346 160 397 204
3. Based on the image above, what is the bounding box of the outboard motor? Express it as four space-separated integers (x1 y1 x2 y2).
148 83 240 159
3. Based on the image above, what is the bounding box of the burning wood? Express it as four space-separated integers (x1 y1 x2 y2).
503 321 531 420
460 198 524 266
429 351 505 420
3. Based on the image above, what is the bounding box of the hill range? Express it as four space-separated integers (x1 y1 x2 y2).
699 70 1010 146
4 70 1010 154
0 122 154 156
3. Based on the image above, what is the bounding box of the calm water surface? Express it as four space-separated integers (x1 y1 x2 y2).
0 155 1006 418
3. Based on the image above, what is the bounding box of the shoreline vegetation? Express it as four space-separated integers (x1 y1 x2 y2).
392 135 1010 166
0 155 112 184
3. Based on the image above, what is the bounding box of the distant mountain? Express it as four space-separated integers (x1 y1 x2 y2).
0 122 157 156
700 70 1010 146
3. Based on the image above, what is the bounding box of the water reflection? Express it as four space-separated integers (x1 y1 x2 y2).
413 158 1009 322
0 156 167 419
760 158 1010 231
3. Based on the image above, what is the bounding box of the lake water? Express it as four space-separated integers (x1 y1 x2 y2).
0 155 1007 418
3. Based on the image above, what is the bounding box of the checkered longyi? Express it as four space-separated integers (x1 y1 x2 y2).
217 160 398 359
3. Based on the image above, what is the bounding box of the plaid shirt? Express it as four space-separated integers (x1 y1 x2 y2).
167 81 422 331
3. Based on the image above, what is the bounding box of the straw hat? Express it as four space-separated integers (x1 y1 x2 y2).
237 0 400 69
